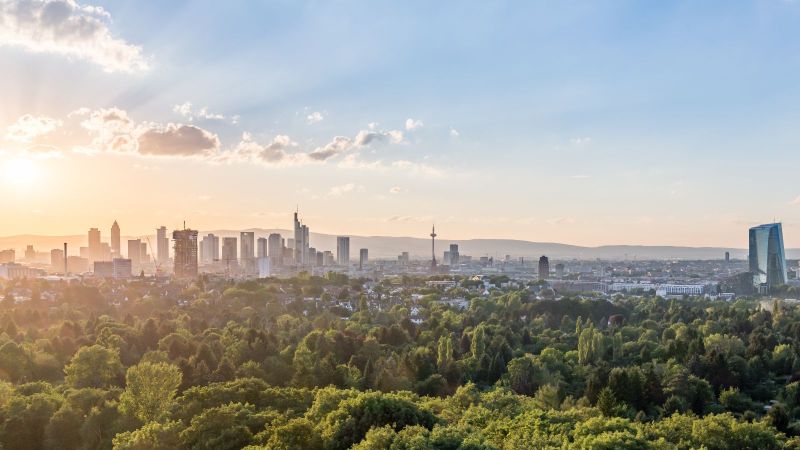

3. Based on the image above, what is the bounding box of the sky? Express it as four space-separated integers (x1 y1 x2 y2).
1 0 800 247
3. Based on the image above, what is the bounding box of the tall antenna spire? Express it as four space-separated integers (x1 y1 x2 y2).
430 224 437 271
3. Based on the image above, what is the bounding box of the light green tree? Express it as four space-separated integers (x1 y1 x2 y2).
119 362 182 423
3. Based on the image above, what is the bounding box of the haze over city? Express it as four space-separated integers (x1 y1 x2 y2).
3 1 800 247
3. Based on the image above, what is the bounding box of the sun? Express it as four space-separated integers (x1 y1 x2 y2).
2 158 40 186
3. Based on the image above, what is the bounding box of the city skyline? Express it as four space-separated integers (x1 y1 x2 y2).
3 1 800 246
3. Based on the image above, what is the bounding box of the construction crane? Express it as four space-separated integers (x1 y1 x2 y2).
145 236 163 277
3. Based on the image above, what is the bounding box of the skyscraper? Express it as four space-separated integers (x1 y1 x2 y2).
240 231 255 274
88 227 101 262
337 236 350 265
221 237 238 266
749 223 788 289
359 248 368 270
157 226 169 263
538 255 550 280
293 211 309 265
257 237 268 258
111 220 120 257
268 233 282 266
127 239 142 268
200 233 219 264
449 244 459 266
172 228 198 278
240 232 255 259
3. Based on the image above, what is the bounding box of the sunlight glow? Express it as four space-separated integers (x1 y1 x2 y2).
2 158 40 186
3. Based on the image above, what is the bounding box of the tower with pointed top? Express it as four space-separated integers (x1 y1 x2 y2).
111 220 120 257
430 225 437 271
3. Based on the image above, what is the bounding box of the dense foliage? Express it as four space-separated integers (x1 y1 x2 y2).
1 274 799 449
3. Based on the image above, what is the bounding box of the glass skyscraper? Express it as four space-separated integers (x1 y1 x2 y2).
749 223 788 288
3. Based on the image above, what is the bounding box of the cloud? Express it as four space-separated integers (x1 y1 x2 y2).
0 0 148 72
389 186 403 194
449 127 460 137
76 107 220 157
25 144 62 158
570 137 592 146
309 136 353 161
228 133 307 166
137 123 220 157
306 111 324 124
405 118 424 131
4 114 62 142
326 182 359 198
308 128 405 161
172 102 226 121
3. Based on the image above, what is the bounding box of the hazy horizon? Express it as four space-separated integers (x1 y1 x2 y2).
3 1 800 247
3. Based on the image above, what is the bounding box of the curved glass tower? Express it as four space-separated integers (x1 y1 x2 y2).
748 223 788 288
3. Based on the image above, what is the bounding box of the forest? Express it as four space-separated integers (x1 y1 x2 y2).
1 274 799 449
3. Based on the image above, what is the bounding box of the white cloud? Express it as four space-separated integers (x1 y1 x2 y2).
306 111 324 124
172 102 225 121
137 123 219 157
227 133 307 166
405 118 424 131
5 114 62 142
449 127 460 137
76 107 220 157
326 182 359 198
0 0 148 72
309 128 405 161
389 186 402 194
570 137 592 146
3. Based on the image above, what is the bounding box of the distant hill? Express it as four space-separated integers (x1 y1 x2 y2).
0 229 783 261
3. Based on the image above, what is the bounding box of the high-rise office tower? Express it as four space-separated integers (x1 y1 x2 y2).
449 244 459 266
538 255 550 280
337 236 350 265
221 237 238 266
257 237 268 258
88 227 101 262
200 234 219 264
359 248 368 270
172 228 198 278
157 226 169 263
127 239 142 268
749 223 788 288
268 233 282 266
24 245 35 260
308 247 318 266
240 232 255 259
293 211 310 265
240 231 255 274
111 221 120 257
555 263 565 278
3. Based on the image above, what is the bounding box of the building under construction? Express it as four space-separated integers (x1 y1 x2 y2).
173 228 198 278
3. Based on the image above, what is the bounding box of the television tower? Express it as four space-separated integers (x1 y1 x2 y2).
430 225 437 271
